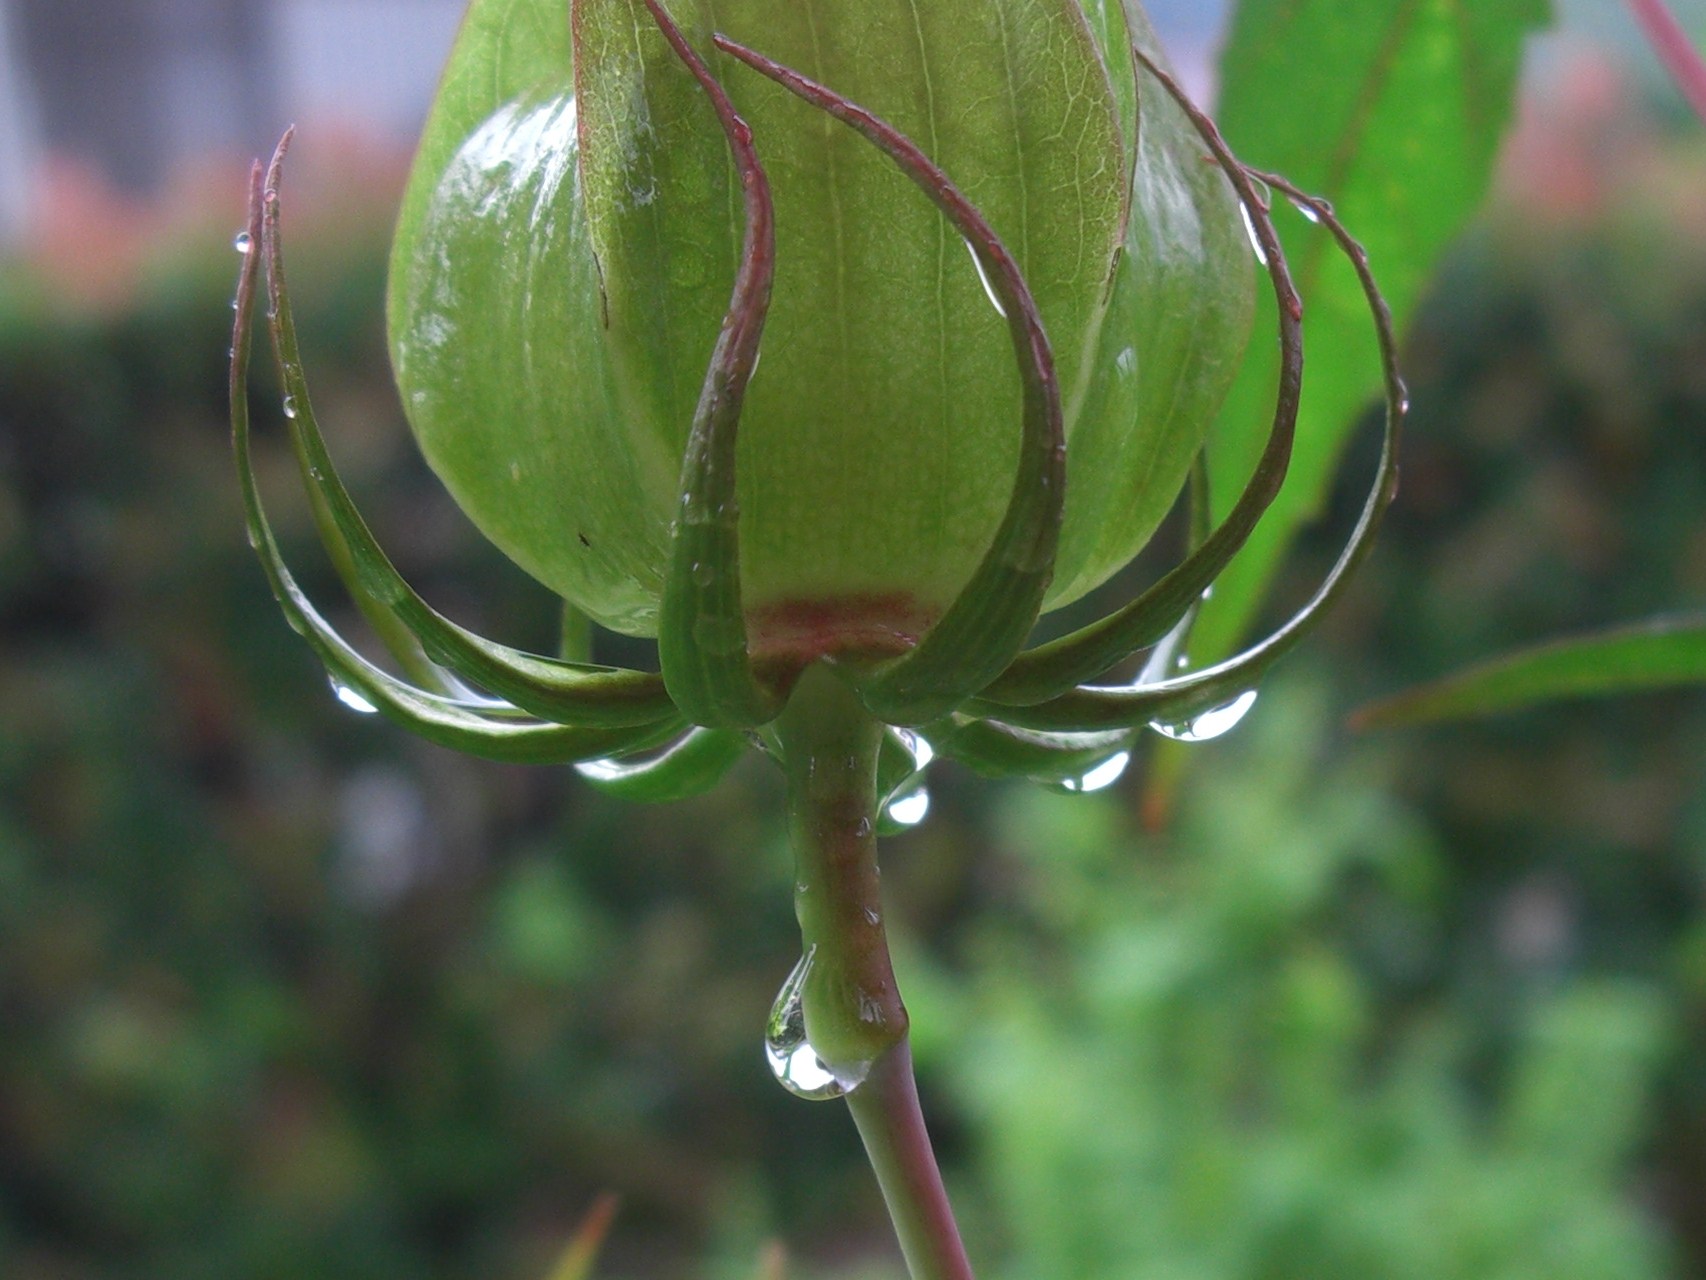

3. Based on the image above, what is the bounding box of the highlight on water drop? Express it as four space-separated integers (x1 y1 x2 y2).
764 949 871 1102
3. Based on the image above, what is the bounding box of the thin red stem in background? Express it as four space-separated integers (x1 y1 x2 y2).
1628 0 1706 125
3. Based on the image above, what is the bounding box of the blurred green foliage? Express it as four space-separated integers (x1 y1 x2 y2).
1 105 1704 1280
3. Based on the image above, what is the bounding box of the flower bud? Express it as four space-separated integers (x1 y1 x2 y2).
388 0 1253 662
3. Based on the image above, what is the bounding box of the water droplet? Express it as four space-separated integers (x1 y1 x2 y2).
509 461 522 482
282 396 297 419
1149 689 1258 743
885 788 930 827
574 756 626 783
863 907 881 927
1055 751 1131 794
891 728 934 772
1239 204 1269 267
233 231 252 254
765 950 869 1102
329 677 379 715
1288 195 1322 225
963 240 1008 318
691 560 715 587
1116 346 1137 377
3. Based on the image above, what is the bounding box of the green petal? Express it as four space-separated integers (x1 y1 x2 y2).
713 36 1065 725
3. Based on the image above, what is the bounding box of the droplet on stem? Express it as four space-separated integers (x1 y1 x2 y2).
765 948 871 1102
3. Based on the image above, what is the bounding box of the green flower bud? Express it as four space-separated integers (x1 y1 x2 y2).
387 0 1252 664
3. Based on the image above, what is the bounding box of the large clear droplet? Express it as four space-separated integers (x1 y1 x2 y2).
1149 690 1258 743
329 677 379 715
885 787 930 828
1239 203 1269 266
963 240 1008 318
282 395 298 420
765 949 870 1102
233 231 253 254
1288 194 1323 225
1052 750 1131 794
574 756 626 783
891 728 935 772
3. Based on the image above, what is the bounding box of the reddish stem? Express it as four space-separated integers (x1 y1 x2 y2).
1628 0 1706 125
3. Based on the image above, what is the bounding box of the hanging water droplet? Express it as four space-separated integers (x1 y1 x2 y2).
963 240 1008 318
1054 751 1131 794
282 395 298 419
329 677 379 715
574 756 626 783
1139 606 1197 686
233 231 253 254
891 728 935 772
1239 203 1269 266
885 787 930 828
1149 689 1258 743
765 949 870 1102
1288 195 1322 225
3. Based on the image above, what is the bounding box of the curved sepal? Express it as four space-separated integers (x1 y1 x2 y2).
981 47 1305 706
575 726 750 802
969 173 1405 735
642 0 788 729
715 36 1065 727
258 138 675 731
233 173 685 764
931 717 1132 787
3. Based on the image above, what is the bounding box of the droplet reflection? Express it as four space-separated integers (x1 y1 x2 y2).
765 948 870 1102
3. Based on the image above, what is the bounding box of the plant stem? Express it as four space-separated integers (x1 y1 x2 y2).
844 1042 977 1280
773 664 977 1280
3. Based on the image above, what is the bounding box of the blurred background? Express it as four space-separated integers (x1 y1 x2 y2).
2 1 1704 1277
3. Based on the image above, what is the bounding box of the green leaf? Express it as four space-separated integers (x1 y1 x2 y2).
1352 615 1706 730
1193 0 1551 663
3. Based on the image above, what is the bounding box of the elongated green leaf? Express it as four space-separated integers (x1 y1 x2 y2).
1193 0 1550 663
1352 615 1706 730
